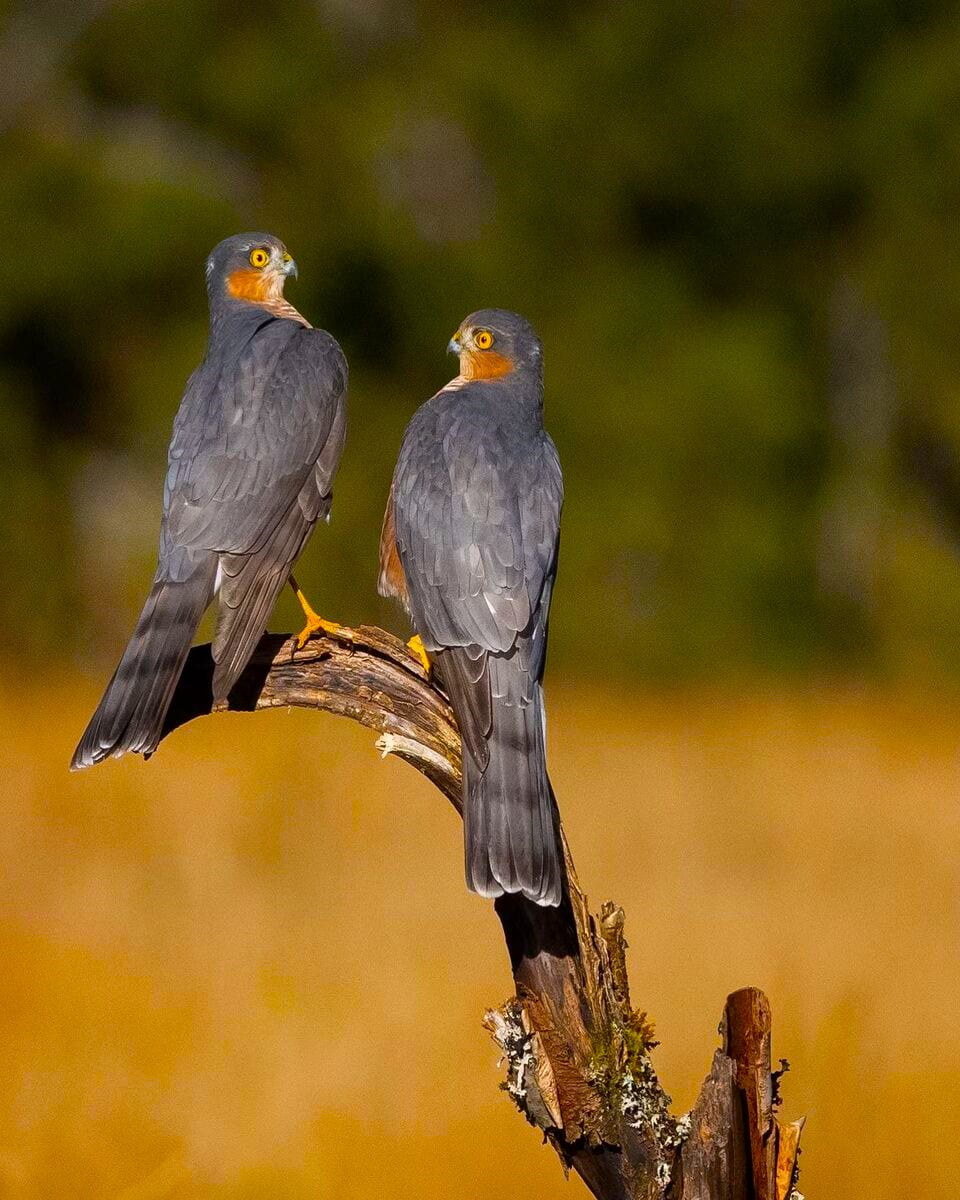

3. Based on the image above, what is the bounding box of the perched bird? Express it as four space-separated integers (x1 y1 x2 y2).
380 310 563 905
72 233 348 770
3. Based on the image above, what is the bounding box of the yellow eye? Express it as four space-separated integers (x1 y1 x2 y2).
474 330 494 350
249 247 270 268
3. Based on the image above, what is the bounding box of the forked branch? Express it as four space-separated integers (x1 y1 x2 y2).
162 625 804 1200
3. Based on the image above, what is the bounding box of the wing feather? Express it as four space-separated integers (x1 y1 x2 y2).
388 387 561 659
162 322 346 558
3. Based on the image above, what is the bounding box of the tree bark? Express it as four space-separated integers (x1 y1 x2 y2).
160 625 804 1200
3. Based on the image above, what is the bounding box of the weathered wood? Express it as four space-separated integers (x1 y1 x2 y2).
674 1051 740 1197
157 625 803 1200
725 988 777 1200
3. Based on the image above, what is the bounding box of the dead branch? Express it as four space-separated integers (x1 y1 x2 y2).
160 625 804 1200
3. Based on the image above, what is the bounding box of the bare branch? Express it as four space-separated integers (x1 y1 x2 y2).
158 625 804 1200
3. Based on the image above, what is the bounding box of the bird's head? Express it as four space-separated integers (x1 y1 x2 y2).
205 232 298 307
448 309 543 381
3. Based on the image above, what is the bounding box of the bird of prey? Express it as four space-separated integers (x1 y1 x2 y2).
379 310 563 905
71 232 348 770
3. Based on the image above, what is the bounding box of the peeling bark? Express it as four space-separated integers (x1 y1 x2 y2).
159 625 805 1200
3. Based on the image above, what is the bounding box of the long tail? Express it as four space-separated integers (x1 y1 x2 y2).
463 669 562 907
70 564 215 770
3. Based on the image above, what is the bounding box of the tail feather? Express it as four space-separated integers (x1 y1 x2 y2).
70 565 215 770
463 674 561 907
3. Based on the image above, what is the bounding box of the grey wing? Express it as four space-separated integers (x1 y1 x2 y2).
312 382 347 523
395 413 561 650
393 410 562 759
163 324 346 561
163 323 347 696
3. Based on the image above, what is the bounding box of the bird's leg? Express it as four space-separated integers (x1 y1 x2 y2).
407 633 431 675
289 575 354 650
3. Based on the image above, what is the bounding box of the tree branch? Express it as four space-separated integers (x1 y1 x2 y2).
160 626 804 1200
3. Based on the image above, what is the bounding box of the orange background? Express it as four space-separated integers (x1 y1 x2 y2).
2 679 956 1199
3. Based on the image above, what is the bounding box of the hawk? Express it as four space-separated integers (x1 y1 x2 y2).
380 310 563 905
72 232 348 769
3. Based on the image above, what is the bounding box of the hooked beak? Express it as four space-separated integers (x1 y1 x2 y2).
281 255 298 279
447 334 461 356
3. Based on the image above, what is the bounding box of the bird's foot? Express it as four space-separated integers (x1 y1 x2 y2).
290 576 355 651
295 612 355 652
407 634 431 675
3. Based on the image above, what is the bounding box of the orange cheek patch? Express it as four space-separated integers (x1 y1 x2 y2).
461 349 515 380
226 267 272 303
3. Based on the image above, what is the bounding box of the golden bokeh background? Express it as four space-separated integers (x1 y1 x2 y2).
1 681 957 1198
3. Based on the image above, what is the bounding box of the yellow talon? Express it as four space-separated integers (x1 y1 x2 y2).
296 611 351 651
290 576 353 650
407 634 431 674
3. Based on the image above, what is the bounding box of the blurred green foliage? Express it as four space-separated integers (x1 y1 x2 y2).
4 0 960 680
